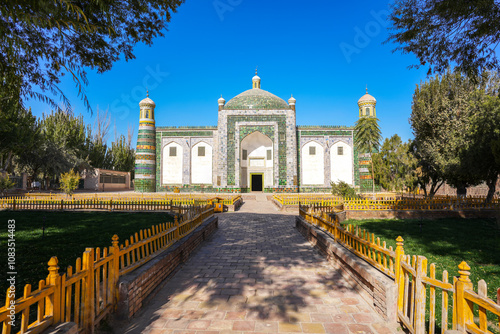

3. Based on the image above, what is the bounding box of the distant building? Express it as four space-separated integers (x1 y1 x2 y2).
82 169 131 191
134 72 376 193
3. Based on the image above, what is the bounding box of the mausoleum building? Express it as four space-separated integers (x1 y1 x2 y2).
134 73 376 193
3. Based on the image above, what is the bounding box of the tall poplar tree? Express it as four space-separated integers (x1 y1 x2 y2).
354 117 382 196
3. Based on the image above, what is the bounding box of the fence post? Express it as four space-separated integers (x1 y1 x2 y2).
47 256 62 323
414 256 428 334
83 248 95 333
112 235 120 306
395 236 405 313
13 199 16 211
454 261 473 331
174 215 179 240
60 199 63 210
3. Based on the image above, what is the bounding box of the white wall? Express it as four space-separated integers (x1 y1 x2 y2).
162 142 183 184
331 142 353 185
191 142 213 184
302 141 324 185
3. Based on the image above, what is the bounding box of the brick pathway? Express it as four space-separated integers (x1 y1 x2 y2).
115 197 398 334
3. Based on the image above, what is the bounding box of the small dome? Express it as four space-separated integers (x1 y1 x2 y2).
224 88 290 110
288 95 296 103
357 93 376 104
140 97 156 107
218 95 226 103
252 75 261 81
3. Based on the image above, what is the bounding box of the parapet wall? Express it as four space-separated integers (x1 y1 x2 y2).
345 209 498 220
116 216 218 319
295 216 397 321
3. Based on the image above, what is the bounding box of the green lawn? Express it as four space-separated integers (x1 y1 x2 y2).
0 211 174 301
343 218 500 331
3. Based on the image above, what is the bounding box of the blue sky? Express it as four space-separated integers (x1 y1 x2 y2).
26 0 429 146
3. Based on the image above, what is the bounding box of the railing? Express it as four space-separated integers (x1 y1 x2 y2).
300 205 395 277
273 194 344 206
0 196 241 211
299 205 500 334
274 194 500 211
0 205 214 334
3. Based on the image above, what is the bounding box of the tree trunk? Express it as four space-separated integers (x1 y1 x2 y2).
428 179 444 199
2 151 13 172
456 185 467 198
486 174 498 203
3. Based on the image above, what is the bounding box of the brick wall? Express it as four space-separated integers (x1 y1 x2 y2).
426 178 500 197
116 216 218 319
295 216 397 321
345 209 497 220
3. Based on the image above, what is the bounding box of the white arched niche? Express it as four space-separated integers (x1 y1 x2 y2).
301 141 324 185
162 142 183 184
191 142 212 184
331 141 353 185
240 131 273 189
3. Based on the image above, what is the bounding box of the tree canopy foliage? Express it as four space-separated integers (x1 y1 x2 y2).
0 0 184 111
387 0 500 77
372 135 418 192
7 107 136 189
410 69 500 199
354 116 382 194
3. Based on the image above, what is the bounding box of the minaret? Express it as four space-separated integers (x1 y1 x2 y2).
357 86 377 118
134 91 157 192
356 87 378 192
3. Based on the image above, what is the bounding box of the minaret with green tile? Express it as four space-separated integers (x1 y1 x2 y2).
134 92 157 192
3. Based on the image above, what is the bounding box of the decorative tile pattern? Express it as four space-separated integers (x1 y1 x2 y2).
224 88 291 110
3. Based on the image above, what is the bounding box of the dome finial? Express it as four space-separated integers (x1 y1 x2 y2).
252 68 261 89
365 85 368 94
147 89 149 97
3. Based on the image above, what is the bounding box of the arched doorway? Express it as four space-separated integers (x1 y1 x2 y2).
240 132 273 191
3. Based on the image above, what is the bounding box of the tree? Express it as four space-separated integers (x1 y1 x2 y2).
109 135 135 174
0 173 15 196
59 170 80 195
387 0 500 77
410 70 500 198
0 85 39 173
354 116 382 195
372 135 418 193
1 0 184 111
15 109 89 186
468 95 500 202
409 141 444 198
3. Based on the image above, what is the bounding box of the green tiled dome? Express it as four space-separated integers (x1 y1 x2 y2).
224 88 290 110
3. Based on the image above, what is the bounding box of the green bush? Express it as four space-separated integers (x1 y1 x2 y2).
0 173 15 196
59 170 80 195
331 181 359 199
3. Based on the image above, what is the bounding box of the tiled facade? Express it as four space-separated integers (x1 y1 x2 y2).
134 74 377 193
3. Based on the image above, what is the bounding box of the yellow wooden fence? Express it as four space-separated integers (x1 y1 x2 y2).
0 205 214 334
299 205 500 334
0 196 241 211
275 194 500 211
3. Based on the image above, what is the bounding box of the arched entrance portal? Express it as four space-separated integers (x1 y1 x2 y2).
240 132 273 191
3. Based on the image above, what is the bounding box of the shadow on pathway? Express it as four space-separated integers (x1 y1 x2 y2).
111 198 398 334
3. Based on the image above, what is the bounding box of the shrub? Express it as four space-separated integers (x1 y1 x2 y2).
331 181 359 199
60 170 80 195
0 173 15 196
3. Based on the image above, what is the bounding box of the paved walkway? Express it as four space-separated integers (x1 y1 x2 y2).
115 196 397 334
